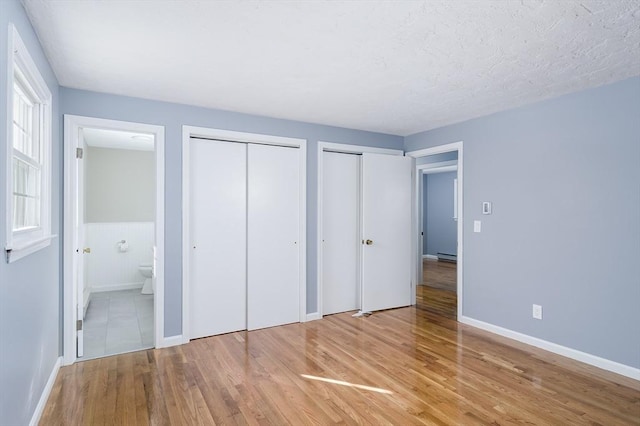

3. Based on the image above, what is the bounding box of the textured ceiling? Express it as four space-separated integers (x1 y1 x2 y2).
23 0 640 136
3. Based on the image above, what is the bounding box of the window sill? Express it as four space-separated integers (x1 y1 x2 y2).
5 234 57 263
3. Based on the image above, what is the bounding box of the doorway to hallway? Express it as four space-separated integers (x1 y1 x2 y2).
406 141 463 321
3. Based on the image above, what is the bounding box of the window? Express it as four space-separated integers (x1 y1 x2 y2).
5 24 53 262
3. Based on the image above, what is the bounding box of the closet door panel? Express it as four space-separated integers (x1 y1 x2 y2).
189 139 247 339
247 144 300 330
322 152 359 315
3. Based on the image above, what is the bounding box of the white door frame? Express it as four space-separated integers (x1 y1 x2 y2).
63 115 166 365
315 142 403 320
181 126 307 341
406 142 463 319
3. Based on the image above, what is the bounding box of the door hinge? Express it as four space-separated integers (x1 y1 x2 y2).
76 147 83 159
76 319 83 331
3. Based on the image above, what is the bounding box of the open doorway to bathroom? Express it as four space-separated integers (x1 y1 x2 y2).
80 128 156 358
63 116 164 365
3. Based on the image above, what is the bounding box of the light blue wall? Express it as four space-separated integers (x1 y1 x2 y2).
60 88 403 336
423 172 457 257
405 76 640 369
0 1 61 424
416 151 458 165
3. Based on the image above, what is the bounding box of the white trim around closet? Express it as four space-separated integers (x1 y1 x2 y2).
181 126 307 342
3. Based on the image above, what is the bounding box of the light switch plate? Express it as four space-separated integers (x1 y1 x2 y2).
482 202 492 215
474 220 481 233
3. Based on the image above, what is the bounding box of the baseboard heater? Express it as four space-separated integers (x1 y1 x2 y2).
437 252 457 263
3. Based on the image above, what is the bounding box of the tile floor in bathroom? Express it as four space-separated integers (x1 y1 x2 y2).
82 289 153 360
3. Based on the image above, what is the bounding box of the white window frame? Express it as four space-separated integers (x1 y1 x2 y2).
5 24 53 263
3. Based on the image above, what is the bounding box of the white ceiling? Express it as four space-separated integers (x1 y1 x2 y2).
83 128 154 151
23 0 640 136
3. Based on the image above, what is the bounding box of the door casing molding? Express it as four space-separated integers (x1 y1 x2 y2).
63 115 165 365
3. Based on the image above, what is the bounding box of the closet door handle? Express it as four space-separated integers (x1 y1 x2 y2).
365 239 373 246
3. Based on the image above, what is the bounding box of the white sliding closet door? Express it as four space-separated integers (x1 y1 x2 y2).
247 144 300 330
361 153 413 313
189 139 247 339
322 152 360 315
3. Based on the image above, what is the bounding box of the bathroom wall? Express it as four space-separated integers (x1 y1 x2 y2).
85 146 155 222
85 222 154 292
84 146 155 293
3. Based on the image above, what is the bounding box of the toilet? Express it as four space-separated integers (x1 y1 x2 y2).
139 264 154 295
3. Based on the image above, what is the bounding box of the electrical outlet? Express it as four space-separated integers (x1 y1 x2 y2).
532 304 543 320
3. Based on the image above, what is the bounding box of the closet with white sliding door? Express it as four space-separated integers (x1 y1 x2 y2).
188 137 300 340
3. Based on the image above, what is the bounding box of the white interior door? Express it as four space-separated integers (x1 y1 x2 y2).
322 151 360 315
361 153 413 312
76 134 86 357
247 144 300 330
189 139 247 339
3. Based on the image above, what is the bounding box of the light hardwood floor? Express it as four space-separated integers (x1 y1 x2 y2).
421 258 457 320
42 284 640 425
422 258 457 292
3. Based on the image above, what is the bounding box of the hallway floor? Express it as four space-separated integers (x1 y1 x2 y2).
420 258 457 319
422 258 456 291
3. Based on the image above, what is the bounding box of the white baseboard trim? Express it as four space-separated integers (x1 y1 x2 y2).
460 316 640 381
305 312 321 322
157 334 186 349
423 254 438 260
91 282 143 293
29 356 62 426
